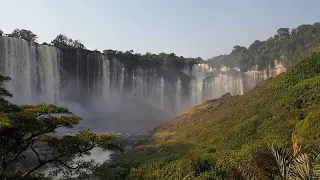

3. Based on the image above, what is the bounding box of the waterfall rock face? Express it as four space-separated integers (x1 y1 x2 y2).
0 36 60 104
0 36 286 133
59 48 105 103
202 60 286 100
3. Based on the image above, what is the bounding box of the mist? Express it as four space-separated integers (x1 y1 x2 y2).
0 35 286 135
0 34 288 179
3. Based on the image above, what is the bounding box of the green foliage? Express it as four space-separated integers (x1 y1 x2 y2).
240 138 320 180
275 52 320 88
0 75 119 179
100 51 320 179
94 163 131 180
51 34 86 49
2 28 203 68
104 50 205 69
8 29 38 42
187 155 226 178
206 147 216 153
209 22 320 71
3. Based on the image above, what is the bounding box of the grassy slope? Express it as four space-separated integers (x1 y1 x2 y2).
97 52 320 180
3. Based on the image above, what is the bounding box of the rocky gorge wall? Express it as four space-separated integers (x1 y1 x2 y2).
0 36 286 133
202 60 286 100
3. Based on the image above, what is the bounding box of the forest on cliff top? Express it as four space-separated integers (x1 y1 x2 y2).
209 22 320 71
4 22 320 71
0 29 203 69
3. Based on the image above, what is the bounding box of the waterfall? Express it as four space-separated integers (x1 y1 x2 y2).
186 64 213 106
245 60 286 90
0 35 289 179
0 36 60 104
159 76 165 111
175 77 181 113
0 36 287 132
39 45 60 104
202 72 244 100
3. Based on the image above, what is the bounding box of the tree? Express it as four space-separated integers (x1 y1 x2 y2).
19 29 38 42
277 28 290 38
51 34 86 49
240 134 320 179
0 75 120 179
8 29 38 42
72 39 86 49
0 29 3 36
51 34 71 48
231 45 249 71
208 22 320 71
8 29 20 39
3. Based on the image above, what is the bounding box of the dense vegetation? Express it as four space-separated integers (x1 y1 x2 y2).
96 51 320 179
104 50 205 69
0 28 205 68
209 22 320 71
3 22 320 179
0 76 120 180
238 136 320 179
7 29 38 43
0 29 86 50
51 34 86 49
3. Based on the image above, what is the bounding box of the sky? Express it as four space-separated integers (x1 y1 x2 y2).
1 0 320 59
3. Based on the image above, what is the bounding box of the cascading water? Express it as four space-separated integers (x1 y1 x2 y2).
38 45 60 104
0 36 60 104
0 36 286 133
0 36 287 178
186 64 214 106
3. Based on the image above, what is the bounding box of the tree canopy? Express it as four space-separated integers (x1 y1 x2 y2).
208 22 320 71
104 49 205 69
7 29 38 42
1 28 204 67
51 34 86 49
0 75 120 180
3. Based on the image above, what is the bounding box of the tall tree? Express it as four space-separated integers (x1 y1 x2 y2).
8 29 20 39
51 34 71 48
51 34 86 49
19 29 38 42
0 75 120 179
8 29 38 42
277 28 290 38
72 39 86 49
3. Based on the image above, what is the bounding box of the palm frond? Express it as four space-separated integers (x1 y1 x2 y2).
311 143 320 178
313 162 320 178
269 143 293 178
238 166 258 180
291 133 302 157
289 153 313 180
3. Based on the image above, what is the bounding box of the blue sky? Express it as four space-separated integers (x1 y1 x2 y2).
1 0 319 59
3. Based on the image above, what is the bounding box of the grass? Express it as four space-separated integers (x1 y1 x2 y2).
95 52 320 180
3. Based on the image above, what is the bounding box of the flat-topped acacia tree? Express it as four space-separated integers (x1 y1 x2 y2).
0 75 120 180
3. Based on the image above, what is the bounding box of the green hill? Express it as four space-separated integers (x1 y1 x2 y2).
208 22 320 71
95 52 320 179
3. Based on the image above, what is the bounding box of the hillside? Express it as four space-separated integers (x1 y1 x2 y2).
95 51 320 179
208 22 320 71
